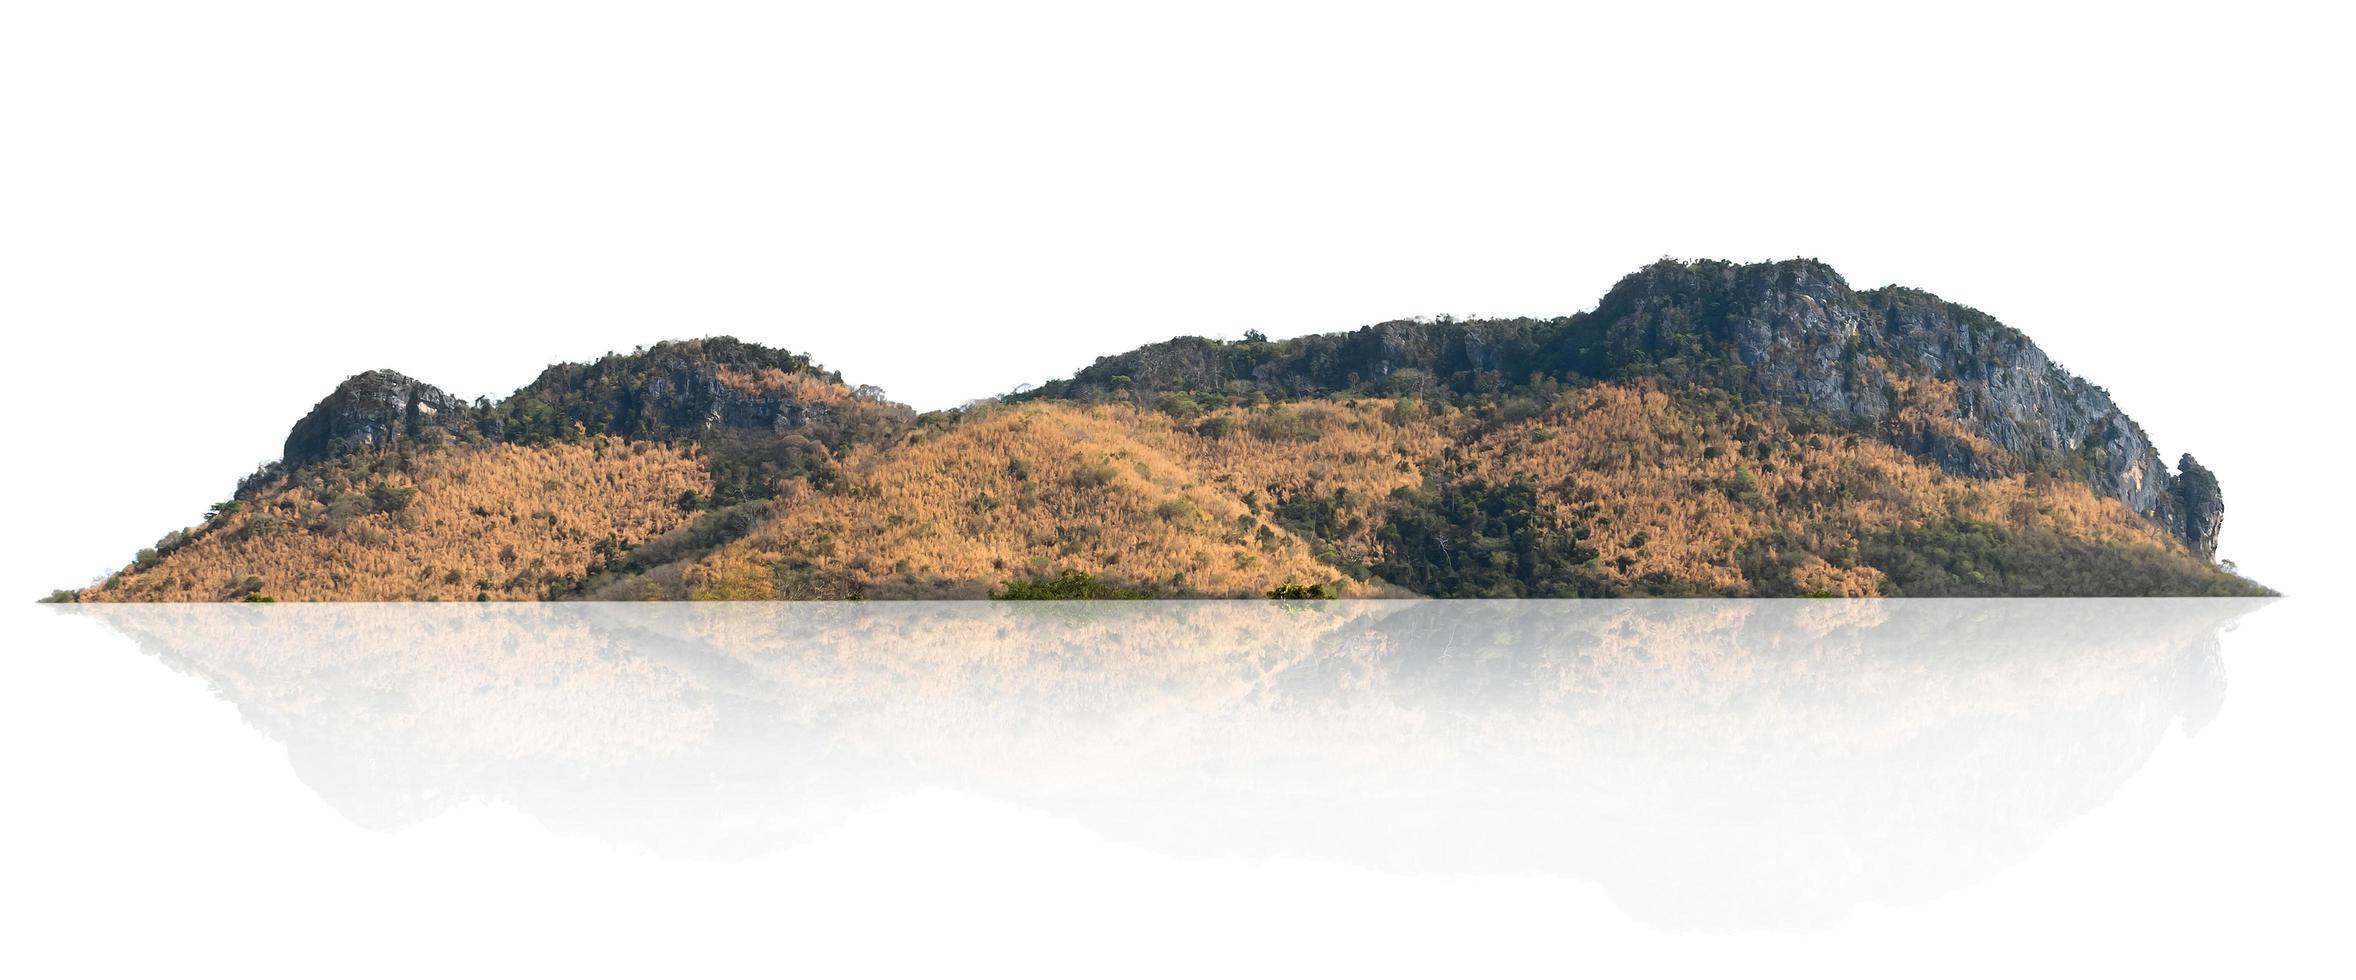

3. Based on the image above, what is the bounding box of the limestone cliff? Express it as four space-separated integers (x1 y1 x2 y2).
1019 258 2227 557
280 369 478 470
1577 259 2217 555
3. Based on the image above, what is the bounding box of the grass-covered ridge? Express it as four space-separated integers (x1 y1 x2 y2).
57 259 2271 601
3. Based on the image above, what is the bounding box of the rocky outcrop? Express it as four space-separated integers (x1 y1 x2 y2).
257 340 911 514
1026 319 1562 401
280 369 478 470
474 338 915 504
494 337 908 449
1022 259 2227 559
1572 259 2214 555
2169 454 2226 561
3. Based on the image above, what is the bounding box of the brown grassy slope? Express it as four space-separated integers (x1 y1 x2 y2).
680 384 2226 599
1448 384 2207 596
83 441 709 601
670 401 1402 599
75 383 2236 601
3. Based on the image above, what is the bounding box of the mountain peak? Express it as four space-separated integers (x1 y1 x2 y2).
1015 257 2221 556
281 368 478 470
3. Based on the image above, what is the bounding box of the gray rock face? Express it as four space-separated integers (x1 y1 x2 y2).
2169 455 2225 561
493 338 912 451
281 369 478 469
1023 259 2225 559
1582 260 2218 556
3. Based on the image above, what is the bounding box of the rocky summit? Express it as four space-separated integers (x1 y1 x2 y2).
59 259 2267 602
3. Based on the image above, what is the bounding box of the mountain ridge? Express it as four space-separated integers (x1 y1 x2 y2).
55 258 2266 601
1013 258 2221 557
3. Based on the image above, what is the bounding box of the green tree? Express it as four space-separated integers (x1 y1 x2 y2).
992 569 1152 599
1265 581 1333 599
367 483 419 513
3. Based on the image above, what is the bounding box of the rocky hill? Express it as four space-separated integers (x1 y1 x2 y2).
58 260 2267 601
1021 259 2225 560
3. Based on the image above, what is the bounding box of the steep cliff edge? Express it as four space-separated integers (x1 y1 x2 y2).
1572 259 2215 555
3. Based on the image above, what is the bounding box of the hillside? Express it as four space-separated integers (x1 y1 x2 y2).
57 260 2269 601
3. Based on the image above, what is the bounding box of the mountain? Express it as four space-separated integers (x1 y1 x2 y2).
56 259 2267 602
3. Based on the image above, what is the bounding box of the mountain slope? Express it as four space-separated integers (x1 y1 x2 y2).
1016 259 2225 558
88 440 710 601
60 259 2268 601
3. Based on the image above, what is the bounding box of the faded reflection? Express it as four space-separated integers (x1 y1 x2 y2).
68 598 2259 932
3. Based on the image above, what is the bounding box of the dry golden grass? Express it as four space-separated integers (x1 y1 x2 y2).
715 366 857 406
85 441 709 601
1132 399 1454 559
80 383 2211 601
682 385 2194 600
681 402 1377 598
1452 384 2194 596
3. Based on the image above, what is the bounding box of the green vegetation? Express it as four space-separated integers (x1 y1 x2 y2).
474 338 911 506
1071 462 1121 489
1374 477 1614 598
489 338 819 440
366 483 418 513
992 569 1153 600
700 429 842 506
1265 582 1334 599
1859 518 2271 597
579 499 774 590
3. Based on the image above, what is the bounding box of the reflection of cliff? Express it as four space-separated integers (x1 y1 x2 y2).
72 599 2259 932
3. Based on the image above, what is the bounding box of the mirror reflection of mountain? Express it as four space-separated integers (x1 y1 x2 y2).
70 598 2259 932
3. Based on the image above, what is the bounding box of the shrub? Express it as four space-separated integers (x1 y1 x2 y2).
1374 476 1612 598
1154 392 1203 418
1858 517 2272 597
1247 406 1317 442
237 514 291 540
992 569 1151 599
204 500 246 529
366 483 419 513
1265 581 1333 599
1072 463 1121 489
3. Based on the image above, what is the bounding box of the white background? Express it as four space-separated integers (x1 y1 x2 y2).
2 597 2347 978
3 0 2351 601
